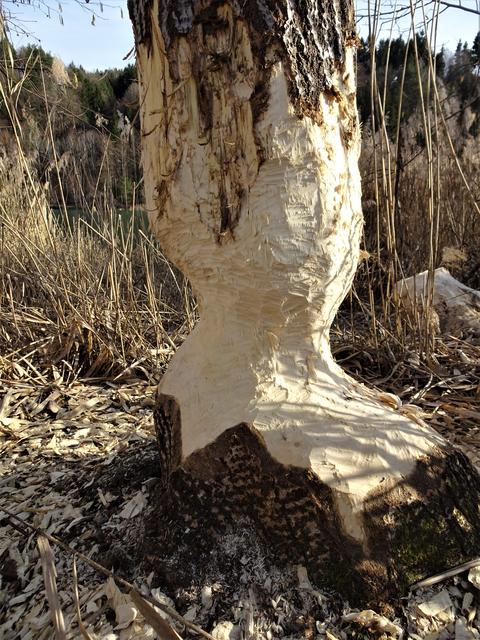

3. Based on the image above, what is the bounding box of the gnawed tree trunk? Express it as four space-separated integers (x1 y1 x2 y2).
129 0 480 603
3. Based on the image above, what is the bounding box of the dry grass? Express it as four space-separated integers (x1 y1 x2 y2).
360 120 480 283
0 38 197 385
0 146 194 384
338 4 480 365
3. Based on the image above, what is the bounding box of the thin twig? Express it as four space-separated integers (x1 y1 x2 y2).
411 557 480 590
72 557 95 640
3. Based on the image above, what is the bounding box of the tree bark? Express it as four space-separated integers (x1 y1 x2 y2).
129 0 480 603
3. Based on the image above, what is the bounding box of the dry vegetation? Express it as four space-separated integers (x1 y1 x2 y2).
0 147 194 383
0 70 194 383
1 7 480 640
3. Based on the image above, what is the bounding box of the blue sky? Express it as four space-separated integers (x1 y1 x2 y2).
8 0 134 69
6 0 480 71
356 1 480 51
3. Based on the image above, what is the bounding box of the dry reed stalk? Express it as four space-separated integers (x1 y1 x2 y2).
352 0 480 370
37 536 68 640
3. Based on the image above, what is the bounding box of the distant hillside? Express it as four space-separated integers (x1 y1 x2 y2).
356 32 480 141
0 42 141 209
1 32 479 216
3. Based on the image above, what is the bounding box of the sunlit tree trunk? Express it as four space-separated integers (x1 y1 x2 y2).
129 0 480 602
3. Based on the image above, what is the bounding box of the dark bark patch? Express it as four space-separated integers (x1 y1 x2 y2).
148 420 367 599
152 180 170 219
250 76 273 125
194 2 230 36
153 393 183 487
128 0 154 50
147 410 480 605
129 0 356 117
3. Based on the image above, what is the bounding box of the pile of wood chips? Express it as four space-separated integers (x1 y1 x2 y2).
0 379 166 639
1 335 480 639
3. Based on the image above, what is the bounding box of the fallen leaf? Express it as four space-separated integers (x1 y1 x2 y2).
118 491 146 519
342 609 403 637
417 590 453 618
130 589 183 639
105 577 137 630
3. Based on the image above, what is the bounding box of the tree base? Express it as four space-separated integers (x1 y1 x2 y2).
145 411 480 606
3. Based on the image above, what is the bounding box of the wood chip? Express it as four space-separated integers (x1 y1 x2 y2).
130 589 183 640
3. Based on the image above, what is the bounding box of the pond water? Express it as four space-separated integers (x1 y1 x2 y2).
51 207 150 239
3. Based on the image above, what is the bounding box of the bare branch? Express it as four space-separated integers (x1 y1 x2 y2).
438 1 480 15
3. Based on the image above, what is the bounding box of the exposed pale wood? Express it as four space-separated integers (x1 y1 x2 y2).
397 267 480 338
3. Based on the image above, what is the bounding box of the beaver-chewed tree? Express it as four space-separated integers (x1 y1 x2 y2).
128 0 480 603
